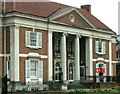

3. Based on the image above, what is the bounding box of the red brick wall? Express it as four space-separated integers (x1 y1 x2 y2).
112 63 116 76
112 43 116 61
93 38 109 59
19 26 48 83
19 26 48 55
19 57 48 84
6 27 10 54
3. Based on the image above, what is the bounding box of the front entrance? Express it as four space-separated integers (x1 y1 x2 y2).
96 63 106 83
80 66 85 80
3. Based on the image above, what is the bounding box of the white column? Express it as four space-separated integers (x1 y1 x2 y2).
109 40 112 76
10 25 19 81
61 33 67 81
89 37 93 76
74 35 80 80
48 31 53 81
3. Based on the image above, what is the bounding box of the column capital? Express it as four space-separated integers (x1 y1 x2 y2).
49 30 53 33
76 35 81 38
89 36 93 38
62 33 68 36
109 39 112 42
9 24 20 28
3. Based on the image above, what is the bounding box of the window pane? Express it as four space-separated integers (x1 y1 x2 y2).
98 42 102 52
30 32 37 46
31 60 37 76
55 39 60 56
69 63 73 80
55 62 60 80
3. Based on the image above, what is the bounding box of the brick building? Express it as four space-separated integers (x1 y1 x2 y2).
0 1 116 91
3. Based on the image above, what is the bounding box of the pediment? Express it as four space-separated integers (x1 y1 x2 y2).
49 7 95 29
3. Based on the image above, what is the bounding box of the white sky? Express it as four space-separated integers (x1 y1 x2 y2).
50 0 119 34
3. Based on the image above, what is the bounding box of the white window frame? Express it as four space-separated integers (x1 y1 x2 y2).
7 60 10 79
25 59 43 84
54 38 61 56
30 60 38 78
69 63 74 81
68 40 74 57
55 62 61 81
96 41 105 55
26 31 42 49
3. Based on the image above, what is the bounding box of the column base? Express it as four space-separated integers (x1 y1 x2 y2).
10 81 20 92
61 84 67 90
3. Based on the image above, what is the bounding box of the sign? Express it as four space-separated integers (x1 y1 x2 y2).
96 68 100 73
96 68 105 73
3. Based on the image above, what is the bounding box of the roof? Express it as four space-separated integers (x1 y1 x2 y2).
5 2 113 31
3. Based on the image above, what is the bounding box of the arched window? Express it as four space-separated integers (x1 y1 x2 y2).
55 62 61 80
69 63 74 80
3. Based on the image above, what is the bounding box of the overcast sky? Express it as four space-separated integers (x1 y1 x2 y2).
50 0 119 34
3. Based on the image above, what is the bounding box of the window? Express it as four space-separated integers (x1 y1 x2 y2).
55 62 61 80
54 39 61 56
96 41 105 54
68 40 74 57
31 60 37 76
69 63 74 80
70 14 75 23
26 31 42 48
98 42 102 53
7 60 10 79
25 60 43 83
116 52 120 59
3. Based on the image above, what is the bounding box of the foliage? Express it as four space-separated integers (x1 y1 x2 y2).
69 87 120 94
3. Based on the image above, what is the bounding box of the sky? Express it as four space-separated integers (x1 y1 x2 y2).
50 0 119 34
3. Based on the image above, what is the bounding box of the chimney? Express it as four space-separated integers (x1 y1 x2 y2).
81 4 91 13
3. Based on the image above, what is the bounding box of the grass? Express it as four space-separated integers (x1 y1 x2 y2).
69 87 120 94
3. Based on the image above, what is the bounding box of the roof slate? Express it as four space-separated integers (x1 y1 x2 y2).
5 2 113 31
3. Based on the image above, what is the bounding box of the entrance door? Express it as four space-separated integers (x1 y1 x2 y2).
80 66 85 80
96 63 106 83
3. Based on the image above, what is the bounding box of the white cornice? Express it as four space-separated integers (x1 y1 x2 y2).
5 12 47 22
4 12 116 41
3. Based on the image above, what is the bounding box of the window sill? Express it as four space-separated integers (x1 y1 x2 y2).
68 56 74 59
26 46 41 49
69 80 74 82
96 52 105 55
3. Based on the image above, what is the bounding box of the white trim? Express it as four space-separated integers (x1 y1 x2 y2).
109 40 112 76
19 54 48 58
74 36 80 80
49 7 95 28
93 58 116 63
48 30 53 81
89 37 93 76
61 33 67 80
112 61 117 63
85 37 93 76
5 12 115 38
0 54 10 57
10 25 19 81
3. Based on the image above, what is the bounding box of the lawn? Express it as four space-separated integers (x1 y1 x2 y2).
69 87 120 94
